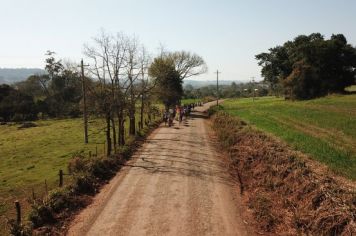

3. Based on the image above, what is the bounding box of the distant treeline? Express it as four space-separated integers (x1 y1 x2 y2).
0 56 83 122
183 81 270 99
256 33 356 100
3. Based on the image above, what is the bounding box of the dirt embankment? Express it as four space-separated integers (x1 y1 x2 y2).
211 111 356 235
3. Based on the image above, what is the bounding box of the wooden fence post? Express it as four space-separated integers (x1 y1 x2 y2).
32 188 35 200
59 170 63 187
45 179 48 196
14 201 21 224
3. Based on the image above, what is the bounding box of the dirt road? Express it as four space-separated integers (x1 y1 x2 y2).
68 101 249 236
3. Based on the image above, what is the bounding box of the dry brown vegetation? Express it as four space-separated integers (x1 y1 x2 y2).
211 111 356 235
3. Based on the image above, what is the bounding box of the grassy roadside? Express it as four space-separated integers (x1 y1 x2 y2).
210 111 356 235
0 114 160 234
221 95 356 180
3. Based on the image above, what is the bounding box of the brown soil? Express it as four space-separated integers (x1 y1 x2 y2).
67 101 251 236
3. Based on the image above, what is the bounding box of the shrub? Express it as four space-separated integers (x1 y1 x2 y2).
67 155 88 174
72 174 97 195
47 188 72 213
7 219 32 236
28 203 55 228
211 111 247 149
89 158 115 180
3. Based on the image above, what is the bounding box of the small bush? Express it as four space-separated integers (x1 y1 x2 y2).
28 203 55 228
211 111 247 149
119 145 133 160
67 156 88 174
7 219 32 236
47 188 72 213
72 174 97 195
89 158 115 180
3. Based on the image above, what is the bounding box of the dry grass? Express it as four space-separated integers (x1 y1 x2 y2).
212 111 356 235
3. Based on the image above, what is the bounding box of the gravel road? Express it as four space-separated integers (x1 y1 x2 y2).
68 101 249 236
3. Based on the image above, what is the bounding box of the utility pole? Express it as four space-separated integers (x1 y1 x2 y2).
251 76 255 102
215 70 221 106
80 59 90 144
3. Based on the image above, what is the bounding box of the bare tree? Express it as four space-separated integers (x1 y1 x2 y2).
83 30 129 155
83 30 157 154
167 51 207 79
138 46 156 129
124 37 140 135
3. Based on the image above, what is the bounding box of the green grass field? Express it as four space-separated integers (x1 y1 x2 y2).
0 118 106 229
0 113 158 233
222 95 356 180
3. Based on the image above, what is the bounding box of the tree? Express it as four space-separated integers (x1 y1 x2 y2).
45 51 64 79
149 57 182 109
149 50 207 107
256 33 356 99
14 75 47 98
167 51 207 80
83 30 156 154
83 30 126 154
283 61 319 99
0 85 37 121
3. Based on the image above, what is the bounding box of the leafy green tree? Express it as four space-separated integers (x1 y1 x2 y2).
256 33 356 99
45 50 64 79
149 57 182 109
0 84 37 121
15 75 47 98
33 53 83 118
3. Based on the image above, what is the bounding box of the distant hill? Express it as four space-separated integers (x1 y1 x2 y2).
0 68 45 84
183 79 243 88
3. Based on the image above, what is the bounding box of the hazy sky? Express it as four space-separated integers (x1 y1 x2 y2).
1 0 356 81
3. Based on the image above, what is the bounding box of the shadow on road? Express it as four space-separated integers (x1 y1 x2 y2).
124 148 235 187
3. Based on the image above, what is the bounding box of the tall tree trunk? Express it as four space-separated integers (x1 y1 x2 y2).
140 94 144 130
111 118 117 153
148 101 152 122
129 76 136 135
106 112 112 156
118 110 125 146
129 106 135 135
